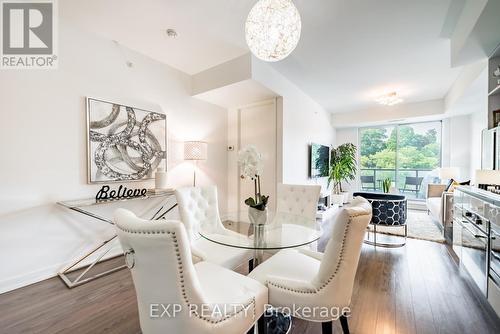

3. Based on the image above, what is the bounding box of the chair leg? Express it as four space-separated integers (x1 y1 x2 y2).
249 259 254 272
247 316 265 334
321 321 332 334
257 315 265 334
340 315 350 334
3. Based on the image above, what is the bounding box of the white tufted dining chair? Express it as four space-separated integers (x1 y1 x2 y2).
276 183 321 223
175 186 254 271
248 196 372 334
113 209 268 334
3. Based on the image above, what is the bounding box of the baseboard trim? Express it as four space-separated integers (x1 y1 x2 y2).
408 201 427 211
0 245 123 294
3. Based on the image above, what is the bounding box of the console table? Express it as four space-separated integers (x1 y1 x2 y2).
57 191 177 288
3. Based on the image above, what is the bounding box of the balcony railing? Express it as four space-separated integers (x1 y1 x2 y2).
360 168 434 200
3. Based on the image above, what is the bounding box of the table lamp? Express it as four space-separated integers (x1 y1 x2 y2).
184 141 207 186
475 169 500 190
439 167 459 182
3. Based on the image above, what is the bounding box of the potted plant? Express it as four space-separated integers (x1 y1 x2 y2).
382 177 391 193
328 143 357 205
238 146 269 225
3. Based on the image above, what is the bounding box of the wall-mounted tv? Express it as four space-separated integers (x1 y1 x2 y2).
310 143 330 178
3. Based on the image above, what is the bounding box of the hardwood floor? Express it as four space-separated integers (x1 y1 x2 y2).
1 238 499 334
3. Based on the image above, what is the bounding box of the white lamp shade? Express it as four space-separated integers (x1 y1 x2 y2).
439 167 459 180
475 169 500 185
184 141 207 160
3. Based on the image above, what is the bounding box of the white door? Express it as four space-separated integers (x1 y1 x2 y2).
238 100 277 219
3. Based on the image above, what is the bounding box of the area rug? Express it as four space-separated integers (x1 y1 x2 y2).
368 210 445 243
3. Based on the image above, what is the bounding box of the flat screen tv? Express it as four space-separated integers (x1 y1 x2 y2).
310 143 330 178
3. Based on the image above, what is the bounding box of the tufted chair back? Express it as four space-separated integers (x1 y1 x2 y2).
247 196 372 322
276 183 321 223
175 186 224 243
113 209 206 334
313 196 372 307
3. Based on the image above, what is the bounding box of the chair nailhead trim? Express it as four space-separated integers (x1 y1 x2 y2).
115 225 256 324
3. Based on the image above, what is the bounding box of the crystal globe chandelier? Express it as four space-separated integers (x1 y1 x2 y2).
245 0 302 62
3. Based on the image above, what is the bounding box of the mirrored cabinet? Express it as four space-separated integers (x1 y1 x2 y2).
453 186 500 316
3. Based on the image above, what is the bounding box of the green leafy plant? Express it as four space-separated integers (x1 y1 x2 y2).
328 143 357 194
382 177 391 193
244 189 269 211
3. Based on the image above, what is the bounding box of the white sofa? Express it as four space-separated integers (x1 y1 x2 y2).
426 184 453 232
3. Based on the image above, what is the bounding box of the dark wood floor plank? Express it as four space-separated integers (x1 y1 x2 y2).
346 241 371 332
406 241 440 334
375 247 396 334
417 242 462 334
1 239 500 334
350 246 384 333
392 245 417 334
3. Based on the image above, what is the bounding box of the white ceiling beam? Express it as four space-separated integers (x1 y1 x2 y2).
331 99 445 128
440 0 466 38
449 0 500 67
444 59 487 112
191 54 252 96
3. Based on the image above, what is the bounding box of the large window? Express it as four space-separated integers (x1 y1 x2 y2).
359 121 442 199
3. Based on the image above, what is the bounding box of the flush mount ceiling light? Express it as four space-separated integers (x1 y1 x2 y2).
376 92 404 106
245 0 301 62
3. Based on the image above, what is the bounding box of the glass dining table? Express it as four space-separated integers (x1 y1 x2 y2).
199 210 321 334
199 210 322 266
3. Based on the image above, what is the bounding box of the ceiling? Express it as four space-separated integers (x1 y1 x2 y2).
62 0 463 114
61 0 253 74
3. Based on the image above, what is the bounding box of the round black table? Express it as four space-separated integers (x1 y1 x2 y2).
353 192 408 247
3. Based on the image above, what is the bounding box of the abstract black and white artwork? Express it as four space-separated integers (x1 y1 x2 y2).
86 98 167 184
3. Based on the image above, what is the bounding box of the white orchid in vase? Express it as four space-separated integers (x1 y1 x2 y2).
238 145 269 211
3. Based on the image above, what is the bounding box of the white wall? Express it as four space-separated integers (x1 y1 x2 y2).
236 100 277 215
332 99 445 128
252 60 336 195
470 108 488 177
445 60 487 110
445 64 488 180
335 128 360 192
191 54 337 197
442 115 472 180
0 19 228 293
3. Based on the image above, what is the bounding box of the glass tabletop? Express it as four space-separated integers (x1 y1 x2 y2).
199 211 321 250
